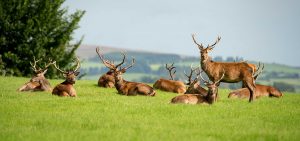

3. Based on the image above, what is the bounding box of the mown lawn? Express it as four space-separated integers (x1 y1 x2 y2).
0 76 299 141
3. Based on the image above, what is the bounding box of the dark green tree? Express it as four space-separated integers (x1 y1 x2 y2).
0 0 85 78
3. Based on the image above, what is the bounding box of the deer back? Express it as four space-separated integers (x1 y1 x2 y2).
153 78 186 94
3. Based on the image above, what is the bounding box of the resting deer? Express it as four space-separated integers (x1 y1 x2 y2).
192 34 256 102
96 48 156 96
184 65 207 95
18 57 54 92
52 57 80 97
228 84 283 99
153 63 186 94
171 71 224 105
98 70 115 88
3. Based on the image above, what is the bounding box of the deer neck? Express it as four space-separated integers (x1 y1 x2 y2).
114 74 125 91
201 54 213 72
61 80 74 85
206 89 216 104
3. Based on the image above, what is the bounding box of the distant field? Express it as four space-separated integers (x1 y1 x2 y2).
0 76 300 141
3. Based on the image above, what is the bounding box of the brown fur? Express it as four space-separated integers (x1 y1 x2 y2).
171 81 219 105
98 71 115 88
185 82 207 95
192 34 256 102
18 58 54 92
96 47 156 96
228 84 283 99
153 78 186 94
52 57 80 97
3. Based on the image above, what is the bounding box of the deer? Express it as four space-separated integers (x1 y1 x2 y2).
96 47 156 96
18 57 55 92
184 65 207 95
153 63 186 94
192 34 257 102
52 57 80 97
228 84 283 99
170 70 224 105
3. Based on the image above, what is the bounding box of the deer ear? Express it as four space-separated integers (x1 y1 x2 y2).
63 73 68 78
74 71 80 76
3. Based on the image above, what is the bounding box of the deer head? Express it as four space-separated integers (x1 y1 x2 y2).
192 34 221 62
30 57 55 82
96 47 135 80
199 69 225 97
53 57 80 84
166 63 176 80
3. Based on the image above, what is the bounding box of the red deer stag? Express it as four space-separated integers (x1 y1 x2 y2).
18 57 55 92
228 84 283 99
52 57 80 97
184 65 207 95
171 71 224 104
192 34 256 102
98 70 115 88
153 63 186 94
96 48 156 96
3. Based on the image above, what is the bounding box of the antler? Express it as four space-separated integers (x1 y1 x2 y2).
44 58 56 70
184 64 200 85
215 69 225 84
121 57 135 71
192 34 204 50
207 36 221 49
73 56 81 72
96 47 116 70
192 34 221 50
30 56 42 73
53 61 67 74
166 63 176 80
253 62 264 79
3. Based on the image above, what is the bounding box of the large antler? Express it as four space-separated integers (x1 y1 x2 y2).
192 34 204 50
192 34 221 50
30 56 42 73
184 64 200 85
53 61 67 74
253 62 264 79
73 56 81 72
207 36 221 49
166 63 176 80
120 57 135 71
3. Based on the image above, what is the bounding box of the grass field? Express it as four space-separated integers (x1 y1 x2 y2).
0 76 300 141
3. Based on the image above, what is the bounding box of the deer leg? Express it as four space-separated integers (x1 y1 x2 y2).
244 79 256 102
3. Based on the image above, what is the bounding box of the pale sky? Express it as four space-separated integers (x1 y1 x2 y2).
64 0 300 67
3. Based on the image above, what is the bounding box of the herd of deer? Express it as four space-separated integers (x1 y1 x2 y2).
18 34 283 104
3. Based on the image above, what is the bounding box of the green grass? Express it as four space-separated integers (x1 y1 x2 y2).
0 76 300 141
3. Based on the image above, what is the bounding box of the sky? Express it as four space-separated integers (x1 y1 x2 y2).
64 0 300 67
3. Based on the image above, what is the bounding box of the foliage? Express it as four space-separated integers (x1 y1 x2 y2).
0 0 85 78
0 76 300 141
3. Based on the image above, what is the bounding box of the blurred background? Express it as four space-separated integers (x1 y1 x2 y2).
64 0 300 92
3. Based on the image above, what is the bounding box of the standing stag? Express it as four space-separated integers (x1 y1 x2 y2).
18 57 55 92
96 48 156 96
153 63 186 94
184 65 207 95
192 34 256 102
171 71 224 105
52 57 80 97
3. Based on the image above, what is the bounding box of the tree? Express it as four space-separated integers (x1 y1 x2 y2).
0 0 85 78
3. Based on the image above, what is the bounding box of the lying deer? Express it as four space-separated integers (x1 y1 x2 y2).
228 84 283 99
153 63 186 94
96 48 155 96
171 71 224 104
52 57 80 97
192 34 256 102
98 69 115 88
184 65 207 95
18 57 54 92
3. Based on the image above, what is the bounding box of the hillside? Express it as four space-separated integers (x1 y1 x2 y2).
76 45 300 92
